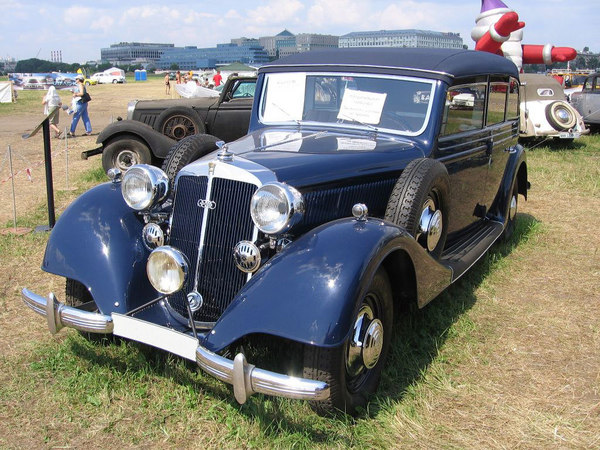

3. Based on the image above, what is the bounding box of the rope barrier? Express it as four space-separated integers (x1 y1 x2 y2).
0 144 69 185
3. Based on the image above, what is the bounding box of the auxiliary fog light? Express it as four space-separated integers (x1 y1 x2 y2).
147 246 189 294
142 223 165 250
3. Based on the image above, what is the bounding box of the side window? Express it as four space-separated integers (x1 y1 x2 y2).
506 77 519 120
441 82 486 135
231 80 256 99
487 81 508 125
584 78 593 92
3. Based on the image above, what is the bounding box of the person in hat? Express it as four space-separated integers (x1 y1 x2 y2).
68 75 92 137
42 85 63 138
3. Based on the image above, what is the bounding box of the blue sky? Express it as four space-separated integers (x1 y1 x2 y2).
1 0 597 64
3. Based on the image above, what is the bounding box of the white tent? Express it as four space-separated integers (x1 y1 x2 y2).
0 81 13 103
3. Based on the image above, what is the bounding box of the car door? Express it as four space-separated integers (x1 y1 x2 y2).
436 78 490 238
482 76 519 211
209 79 256 142
583 75 600 123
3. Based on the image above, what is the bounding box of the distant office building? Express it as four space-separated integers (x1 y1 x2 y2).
157 41 269 70
100 42 175 66
339 29 463 49
259 30 339 59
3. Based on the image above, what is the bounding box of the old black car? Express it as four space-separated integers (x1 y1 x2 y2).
23 48 527 415
85 75 256 172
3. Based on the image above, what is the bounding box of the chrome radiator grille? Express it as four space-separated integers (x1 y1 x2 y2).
168 175 257 323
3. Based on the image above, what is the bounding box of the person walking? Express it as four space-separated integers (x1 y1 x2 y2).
68 75 92 137
164 72 171 94
42 85 63 138
213 69 222 87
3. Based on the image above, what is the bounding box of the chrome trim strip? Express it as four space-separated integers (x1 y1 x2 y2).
21 288 113 334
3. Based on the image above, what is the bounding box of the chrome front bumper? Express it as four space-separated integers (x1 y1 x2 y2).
21 288 330 404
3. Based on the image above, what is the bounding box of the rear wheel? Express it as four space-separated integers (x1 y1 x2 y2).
102 137 152 173
303 268 393 415
501 178 519 242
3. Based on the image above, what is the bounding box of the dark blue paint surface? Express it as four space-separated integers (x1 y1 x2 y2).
42 182 158 315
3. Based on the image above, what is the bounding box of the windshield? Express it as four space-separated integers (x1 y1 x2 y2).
259 72 436 136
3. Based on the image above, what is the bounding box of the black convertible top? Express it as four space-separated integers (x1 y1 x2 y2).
260 48 519 82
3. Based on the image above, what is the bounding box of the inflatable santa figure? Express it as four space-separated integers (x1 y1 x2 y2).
471 0 576 71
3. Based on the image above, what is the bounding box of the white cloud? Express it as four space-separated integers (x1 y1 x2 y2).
247 0 305 26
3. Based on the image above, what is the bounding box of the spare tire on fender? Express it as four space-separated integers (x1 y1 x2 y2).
155 106 205 141
161 134 220 189
384 158 450 259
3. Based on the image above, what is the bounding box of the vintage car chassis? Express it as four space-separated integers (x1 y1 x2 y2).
21 288 329 404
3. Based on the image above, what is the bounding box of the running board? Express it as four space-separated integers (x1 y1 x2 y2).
441 220 504 282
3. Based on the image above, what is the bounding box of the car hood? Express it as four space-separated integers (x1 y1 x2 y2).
199 128 426 187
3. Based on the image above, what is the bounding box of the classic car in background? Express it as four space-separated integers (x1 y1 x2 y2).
91 72 126 84
570 72 600 129
519 73 588 141
23 48 528 415
83 76 257 173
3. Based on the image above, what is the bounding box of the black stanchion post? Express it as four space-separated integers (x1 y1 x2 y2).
22 108 59 232
41 118 56 230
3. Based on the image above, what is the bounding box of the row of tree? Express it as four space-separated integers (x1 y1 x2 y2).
9 58 145 75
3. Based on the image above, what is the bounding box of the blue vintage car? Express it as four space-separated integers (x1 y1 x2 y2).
23 48 528 415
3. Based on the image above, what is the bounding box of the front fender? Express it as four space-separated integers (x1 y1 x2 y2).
203 218 452 352
97 120 176 159
42 182 158 315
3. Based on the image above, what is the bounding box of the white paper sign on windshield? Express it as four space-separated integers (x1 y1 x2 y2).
337 89 387 125
262 73 306 122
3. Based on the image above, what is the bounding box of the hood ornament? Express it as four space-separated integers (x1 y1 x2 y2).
216 140 234 162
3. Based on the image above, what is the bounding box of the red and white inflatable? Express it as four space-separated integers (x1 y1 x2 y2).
471 0 577 71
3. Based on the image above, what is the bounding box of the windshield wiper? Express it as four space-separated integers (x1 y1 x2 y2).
336 113 379 133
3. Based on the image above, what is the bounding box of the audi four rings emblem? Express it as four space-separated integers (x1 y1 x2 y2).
197 199 216 209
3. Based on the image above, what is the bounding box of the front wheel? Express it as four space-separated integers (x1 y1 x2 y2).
303 268 393 415
101 137 152 173
65 279 108 341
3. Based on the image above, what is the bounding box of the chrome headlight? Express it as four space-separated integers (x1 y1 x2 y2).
121 165 169 210
250 182 304 235
146 246 189 294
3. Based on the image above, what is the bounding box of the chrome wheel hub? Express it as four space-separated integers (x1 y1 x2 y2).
346 305 384 377
116 150 138 171
418 198 443 252
509 194 517 221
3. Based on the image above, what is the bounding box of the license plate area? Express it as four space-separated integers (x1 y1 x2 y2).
112 313 198 361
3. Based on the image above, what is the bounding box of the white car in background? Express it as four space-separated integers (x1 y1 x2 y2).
91 72 126 84
519 74 588 142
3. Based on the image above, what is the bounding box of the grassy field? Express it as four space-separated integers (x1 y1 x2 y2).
0 115 599 446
